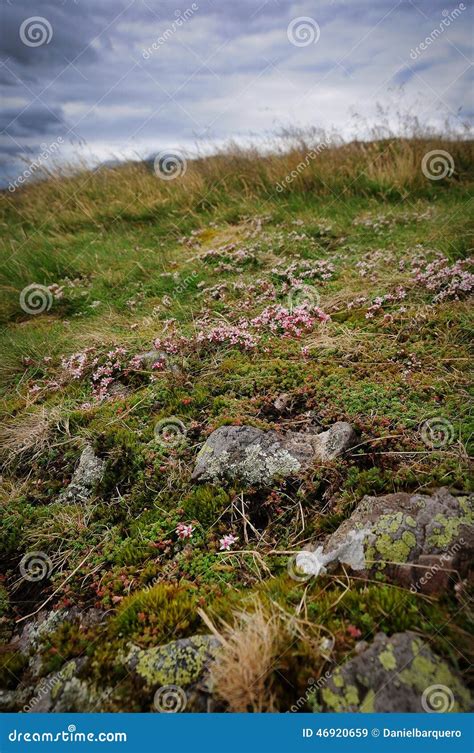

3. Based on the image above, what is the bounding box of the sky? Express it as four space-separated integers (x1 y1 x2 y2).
0 0 472 187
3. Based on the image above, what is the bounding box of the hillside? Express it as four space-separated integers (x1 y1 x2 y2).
0 135 473 713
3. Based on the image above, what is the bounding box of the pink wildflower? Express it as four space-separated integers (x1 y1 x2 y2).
176 523 194 540
219 534 238 551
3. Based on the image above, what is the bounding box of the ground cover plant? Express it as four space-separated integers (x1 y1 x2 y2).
0 127 473 713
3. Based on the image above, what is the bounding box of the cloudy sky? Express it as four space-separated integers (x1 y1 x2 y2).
0 0 472 186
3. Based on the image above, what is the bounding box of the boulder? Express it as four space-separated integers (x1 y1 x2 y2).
297 488 473 592
59 445 105 504
192 422 357 485
125 634 221 712
312 631 471 712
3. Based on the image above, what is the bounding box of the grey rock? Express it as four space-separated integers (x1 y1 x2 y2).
126 634 221 712
24 659 109 713
312 631 471 712
192 422 357 485
136 349 168 369
59 445 105 504
298 488 473 592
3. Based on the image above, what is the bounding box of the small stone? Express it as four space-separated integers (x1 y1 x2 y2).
58 445 105 504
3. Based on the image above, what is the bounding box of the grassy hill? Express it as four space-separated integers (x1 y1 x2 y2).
0 133 473 712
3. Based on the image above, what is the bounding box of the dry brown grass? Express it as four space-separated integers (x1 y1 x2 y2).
0 405 66 462
200 600 289 712
2 129 472 234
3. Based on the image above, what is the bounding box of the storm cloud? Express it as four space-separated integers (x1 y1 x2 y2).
1 0 472 186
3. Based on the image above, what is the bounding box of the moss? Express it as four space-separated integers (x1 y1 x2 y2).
110 583 199 646
182 485 230 529
0 652 28 689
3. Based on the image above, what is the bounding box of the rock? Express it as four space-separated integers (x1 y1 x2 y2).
312 631 471 712
273 393 290 412
23 659 109 713
297 488 473 592
126 634 221 712
192 422 357 485
59 445 105 504
136 349 167 369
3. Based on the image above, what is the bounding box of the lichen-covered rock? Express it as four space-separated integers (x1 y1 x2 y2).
192 422 357 485
298 488 473 592
24 659 109 713
312 631 471 712
126 634 221 712
58 445 105 504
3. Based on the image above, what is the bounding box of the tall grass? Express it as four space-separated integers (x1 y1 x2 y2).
1 125 473 235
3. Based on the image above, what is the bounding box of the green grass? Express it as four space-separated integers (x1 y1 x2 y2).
0 136 473 709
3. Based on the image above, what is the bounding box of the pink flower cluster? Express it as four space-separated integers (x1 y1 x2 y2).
61 349 94 380
91 347 128 402
412 255 474 302
251 304 330 337
365 288 406 319
196 324 259 350
272 259 335 286
219 534 238 551
176 523 194 539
